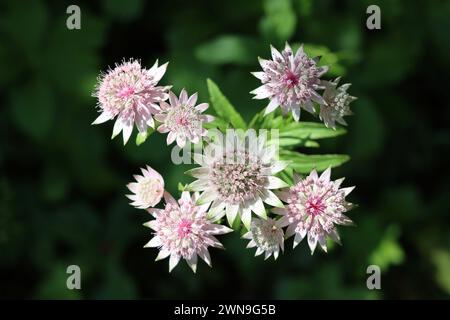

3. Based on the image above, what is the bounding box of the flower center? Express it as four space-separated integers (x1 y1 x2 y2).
305 196 326 216
117 86 135 98
137 177 162 204
251 219 281 250
210 152 266 204
166 104 200 133
283 71 299 88
177 219 192 238
176 116 190 126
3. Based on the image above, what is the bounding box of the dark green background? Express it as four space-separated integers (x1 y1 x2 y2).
1 0 449 299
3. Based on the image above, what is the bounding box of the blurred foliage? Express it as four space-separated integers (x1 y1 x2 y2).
0 0 449 299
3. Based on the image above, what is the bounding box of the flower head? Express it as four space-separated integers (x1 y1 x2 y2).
126 165 164 209
243 217 284 260
155 89 213 148
251 43 328 121
274 168 354 254
92 59 170 144
187 132 289 229
319 77 356 128
143 191 232 273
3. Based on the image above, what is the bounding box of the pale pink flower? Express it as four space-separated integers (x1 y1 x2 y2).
243 217 284 260
155 89 214 148
187 132 289 230
143 191 233 273
319 77 357 129
251 43 328 121
92 59 170 144
126 165 164 209
274 168 354 254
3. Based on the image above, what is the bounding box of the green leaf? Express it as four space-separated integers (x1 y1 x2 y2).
303 44 346 77
9 81 55 142
203 117 229 132
101 0 143 22
195 35 261 66
260 0 297 42
432 250 450 294
206 79 246 129
280 150 350 173
369 225 405 272
135 128 154 146
279 121 347 140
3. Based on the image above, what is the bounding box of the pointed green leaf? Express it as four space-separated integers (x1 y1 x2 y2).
206 79 246 129
280 150 350 173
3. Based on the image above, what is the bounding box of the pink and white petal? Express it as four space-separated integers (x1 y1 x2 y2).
241 208 252 230
144 236 162 248
271 207 287 216
251 85 272 100
142 220 158 230
155 248 171 261
187 92 198 107
266 176 289 189
201 114 215 123
251 71 265 80
166 131 177 145
270 45 284 61
157 124 169 133
186 254 197 273
122 123 133 145
111 118 124 139
159 101 170 110
154 114 167 122
249 198 266 218
179 89 188 104
270 161 290 174
169 91 178 106
205 224 233 235
92 112 112 125
264 99 279 115
262 190 284 208
151 62 168 83
199 249 212 267
168 254 180 272
292 106 301 121
226 204 240 226
307 233 318 254
195 103 209 113
309 169 319 181
196 189 216 205
176 135 186 148
163 191 178 206
319 167 331 182
342 186 355 196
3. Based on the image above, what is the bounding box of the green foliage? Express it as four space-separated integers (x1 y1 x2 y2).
196 36 262 66
280 150 350 174
206 79 247 129
0 0 448 300
260 0 297 42
369 225 405 272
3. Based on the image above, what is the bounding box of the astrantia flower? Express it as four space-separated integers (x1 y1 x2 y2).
126 165 164 209
143 191 233 273
187 133 289 229
251 43 328 121
319 77 357 129
243 217 284 260
274 168 354 254
92 59 170 144
155 89 214 148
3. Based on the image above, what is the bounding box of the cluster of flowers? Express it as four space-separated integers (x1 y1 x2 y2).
92 43 356 273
